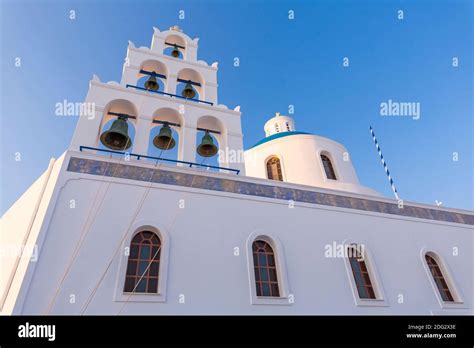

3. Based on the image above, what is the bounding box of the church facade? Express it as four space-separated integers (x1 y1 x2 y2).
1 26 472 315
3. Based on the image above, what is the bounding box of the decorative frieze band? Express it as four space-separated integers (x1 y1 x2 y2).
67 157 474 226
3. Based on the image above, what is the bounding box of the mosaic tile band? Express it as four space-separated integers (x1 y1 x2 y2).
67 157 474 225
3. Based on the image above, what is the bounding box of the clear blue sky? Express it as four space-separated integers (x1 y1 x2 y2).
1 0 472 214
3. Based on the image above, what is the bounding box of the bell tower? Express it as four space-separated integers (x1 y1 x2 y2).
69 25 245 174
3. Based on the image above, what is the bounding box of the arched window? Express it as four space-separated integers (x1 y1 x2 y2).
348 246 376 299
266 156 283 181
321 154 337 180
425 254 454 302
124 231 161 293
252 240 280 297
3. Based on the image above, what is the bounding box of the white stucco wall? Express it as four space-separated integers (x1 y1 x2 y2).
0 155 64 314
5 151 471 315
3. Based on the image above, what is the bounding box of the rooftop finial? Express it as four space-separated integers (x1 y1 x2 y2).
170 25 182 32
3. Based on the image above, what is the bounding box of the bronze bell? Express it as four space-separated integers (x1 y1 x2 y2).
100 116 132 150
182 82 196 99
153 123 176 150
171 44 180 58
144 71 159 91
197 131 218 157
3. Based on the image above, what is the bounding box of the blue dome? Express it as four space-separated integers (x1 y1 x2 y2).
250 131 311 149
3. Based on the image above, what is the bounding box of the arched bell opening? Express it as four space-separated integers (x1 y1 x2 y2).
163 34 186 59
98 99 138 156
146 107 183 165
176 68 204 101
195 130 220 168
195 115 225 170
137 60 168 92
147 125 180 164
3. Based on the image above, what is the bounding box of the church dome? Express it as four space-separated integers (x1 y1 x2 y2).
245 113 380 197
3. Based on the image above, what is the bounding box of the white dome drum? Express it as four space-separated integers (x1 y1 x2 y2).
245 113 380 197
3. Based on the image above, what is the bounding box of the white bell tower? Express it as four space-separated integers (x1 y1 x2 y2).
70 25 245 174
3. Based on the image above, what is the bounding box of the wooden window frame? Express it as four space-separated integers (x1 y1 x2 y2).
343 241 388 307
266 156 283 181
252 240 280 297
114 222 170 303
348 247 376 299
123 231 161 294
247 233 291 306
421 250 464 309
321 153 337 180
425 254 454 302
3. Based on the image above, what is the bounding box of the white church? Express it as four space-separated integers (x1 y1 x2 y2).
1 26 472 315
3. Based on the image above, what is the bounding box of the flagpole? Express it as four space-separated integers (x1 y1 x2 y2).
369 126 400 200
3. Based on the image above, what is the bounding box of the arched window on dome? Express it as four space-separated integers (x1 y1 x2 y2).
252 240 280 297
266 156 283 181
425 253 455 302
321 154 337 180
124 231 161 293
348 245 376 299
